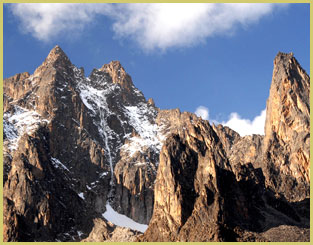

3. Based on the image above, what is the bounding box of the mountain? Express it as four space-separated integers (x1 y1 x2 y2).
3 47 310 242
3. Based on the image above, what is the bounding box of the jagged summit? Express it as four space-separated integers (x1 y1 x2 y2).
273 51 309 81
99 60 134 91
275 51 294 61
45 45 71 64
40 46 135 93
263 51 310 200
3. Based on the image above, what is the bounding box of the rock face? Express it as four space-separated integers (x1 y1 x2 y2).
263 52 310 202
139 52 310 242
81 218 139 242
3 45 158 241
3 48 309 242
140 117 234 242
3 127 97 242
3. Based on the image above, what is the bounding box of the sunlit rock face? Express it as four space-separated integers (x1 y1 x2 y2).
3 45 155 241
3 47 310 242
264 52 310 202
139 52 310 242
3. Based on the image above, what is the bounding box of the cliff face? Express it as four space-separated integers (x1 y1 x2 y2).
3 127 96 241
3 45 157 241
263 52 310 202
139 52 310 242
3 48 310 242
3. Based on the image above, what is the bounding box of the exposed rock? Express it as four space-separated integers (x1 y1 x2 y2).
110 93 161 223
3 197 20 242
263 52 310 202
113 151 156 224
212 124 241 156
100 61 133 91
3 48 309 242
107 227 139 242
140 52 310 242
140 121 309 241
259 225 309 242
82 218 139 242
140 119 233 241
147 98 155 107
3 72 31 102
3 46 153 241
3 126 97 241
81 218 114 242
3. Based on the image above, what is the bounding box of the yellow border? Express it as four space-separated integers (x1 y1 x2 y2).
307 2 313 244
1 0 312 3
0 2 3 245
1 2 311 245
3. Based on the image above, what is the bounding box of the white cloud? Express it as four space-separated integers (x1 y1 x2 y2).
195 105 266 136
195 106 209 120
9 3 113 41
222 109 266 136
9 3 287 51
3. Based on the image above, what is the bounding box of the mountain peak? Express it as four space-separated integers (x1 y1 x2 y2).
99 61 134 91
99 60 124 75
34 45 72 76
266 51 309 141
45 45 71 65
264 51 310 197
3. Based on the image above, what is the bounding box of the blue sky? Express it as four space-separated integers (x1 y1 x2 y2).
3 3 310 136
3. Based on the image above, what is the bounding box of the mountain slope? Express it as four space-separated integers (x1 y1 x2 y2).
3 47 310 242
3 46 160 241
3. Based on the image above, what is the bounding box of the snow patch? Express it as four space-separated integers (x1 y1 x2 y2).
51 157 70 172
134 162 148 166
99 171 109 178
78 192 85 200
77 231 83 237
3 106 49 151
75 67 121 182
102 203 148 233
122 103 165 158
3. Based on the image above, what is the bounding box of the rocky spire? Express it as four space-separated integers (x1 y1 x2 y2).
264 52 310 143
99 61 134 91
45 45 71 64
263 52 310 201
34 45 72 77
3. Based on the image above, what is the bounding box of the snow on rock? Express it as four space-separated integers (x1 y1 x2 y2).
121 102 165 158
75 67 121 180
3 106 49 151
102 203 148 233
77 231 84 237
99 171 109 178
78 192 85 200
51 157 70 172
134 162 149 166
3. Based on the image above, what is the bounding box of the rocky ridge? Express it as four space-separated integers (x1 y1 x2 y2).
3 47 310 242
3 45 159 241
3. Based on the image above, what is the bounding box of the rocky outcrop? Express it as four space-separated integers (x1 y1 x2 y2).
140 119 231 241
113 150 157 224
82 218 139 242
139 52 310 242
212 124 241 156
140 118 269 241
140 122 309 241
263 52 310 202
3 126 97 241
